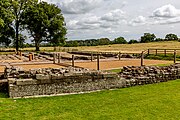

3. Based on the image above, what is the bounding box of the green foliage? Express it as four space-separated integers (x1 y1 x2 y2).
113 37 127 44
128 39 139 44
155 38 164 42
165 33 178 41
140 33 156 43
64 41 79 47
10 0 38 51
145 54 180 61
98 38 111 45
22 1 66 51
0 0 15 47
0 0 14 28
1 80 180 119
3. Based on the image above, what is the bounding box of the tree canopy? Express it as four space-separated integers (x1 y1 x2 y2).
10 0 38 51
113 37 127 44
165 33 178 41
0 0 15 47
22 1 66 51
140 33 156 43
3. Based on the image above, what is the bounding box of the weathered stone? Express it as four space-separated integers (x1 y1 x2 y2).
16 79 37 85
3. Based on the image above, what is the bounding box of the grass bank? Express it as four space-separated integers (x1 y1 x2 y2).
0 80 180 120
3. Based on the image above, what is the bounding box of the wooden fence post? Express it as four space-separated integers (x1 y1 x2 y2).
148 49 150 55
164 49 167 56
58 53 61 64
97 54 100 70
155 49 158 56
53 53 56 64
118 52 121 60
141 51 144 66
72 55 75 67
174 50 176 64
91 52 93 62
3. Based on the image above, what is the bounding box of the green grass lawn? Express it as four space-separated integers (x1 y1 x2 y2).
1 80 180 120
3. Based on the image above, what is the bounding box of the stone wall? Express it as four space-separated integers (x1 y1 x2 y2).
120 64 180 87
4 64 180 98
7 66 125 98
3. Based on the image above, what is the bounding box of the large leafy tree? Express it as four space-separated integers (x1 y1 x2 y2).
98 38 110 45
165 33 178 41
22 1 66 51
0 0 15 47
113 37 127 44
140 33 156 43
10 0 38 51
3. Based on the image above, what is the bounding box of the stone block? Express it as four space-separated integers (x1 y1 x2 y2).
36 74 51 80
51 74 64 80
16 79 38 85
103 73 118 78
8 78 16 84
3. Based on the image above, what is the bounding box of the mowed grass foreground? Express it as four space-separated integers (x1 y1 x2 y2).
1 80 180 120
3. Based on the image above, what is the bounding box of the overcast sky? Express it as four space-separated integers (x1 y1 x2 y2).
43 0 180 41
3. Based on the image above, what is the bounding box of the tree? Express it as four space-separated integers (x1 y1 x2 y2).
140 33 156 43
165 33 178 41
22 1 66 51
13 34 26 48
113 37 127 44
10 0 38 51
98 38 110 45
128 39 138 44
0 0 15 47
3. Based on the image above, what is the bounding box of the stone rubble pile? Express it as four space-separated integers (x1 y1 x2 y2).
4 66 90 79
120 64 180 86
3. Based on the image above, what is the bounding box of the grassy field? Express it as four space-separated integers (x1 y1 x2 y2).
0 80 180 120
2 41 180 53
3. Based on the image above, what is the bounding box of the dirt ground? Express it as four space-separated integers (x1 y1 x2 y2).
0 59 173 72
0 64 64 73
65 59 173 70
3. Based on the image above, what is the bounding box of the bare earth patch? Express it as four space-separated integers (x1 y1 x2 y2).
0 59 173 72
15 64 64 71
66 59 173 70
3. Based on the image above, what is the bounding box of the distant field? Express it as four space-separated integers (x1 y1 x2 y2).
74 41 180 53
1 41 180 53
0 80 180 119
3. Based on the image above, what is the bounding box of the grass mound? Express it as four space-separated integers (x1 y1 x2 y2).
0 80 180 119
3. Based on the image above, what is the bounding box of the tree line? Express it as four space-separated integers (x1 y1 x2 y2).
0 0 66 51
64 33 179 47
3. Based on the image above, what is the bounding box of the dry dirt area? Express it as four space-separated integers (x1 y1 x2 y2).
14 64 64 71
0 59 173 72
65 59 173 70
0 64 64 73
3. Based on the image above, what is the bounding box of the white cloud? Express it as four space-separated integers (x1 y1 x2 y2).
129 16 146 26
152 4 180 18
66 15 101 30
151 4 180 25
154 17 180 24
59 0 103 14
101 9 126 21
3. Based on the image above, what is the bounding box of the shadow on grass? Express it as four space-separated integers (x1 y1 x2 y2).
0 92 9 98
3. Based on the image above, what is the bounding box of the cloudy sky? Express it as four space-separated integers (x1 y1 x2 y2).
43 0 180 41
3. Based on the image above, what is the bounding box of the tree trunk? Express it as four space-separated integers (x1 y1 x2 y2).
15 21 19 52
35 39 40 51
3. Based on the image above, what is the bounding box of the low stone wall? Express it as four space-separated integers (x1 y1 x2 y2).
120 64 180 86
4 64 180 98
7 67 125 98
